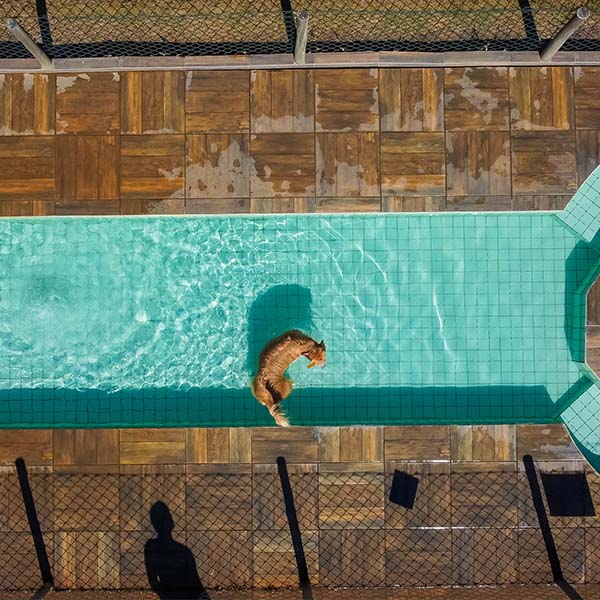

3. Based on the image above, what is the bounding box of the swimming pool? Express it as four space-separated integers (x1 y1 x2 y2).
2 168 600 464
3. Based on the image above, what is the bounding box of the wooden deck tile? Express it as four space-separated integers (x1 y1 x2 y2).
119 428 186 464
186 133 249 198
230 428 252 463
511 195 571 210
185 198 250 214
382 196 446 212
189 530 252 588
120 134 184 199
323 427 384 462
319 471 384 529
0 73 55 135
318 427 341 462
385 462 451 529
53 430 119 466
511 131 577 194
316 132 379 197
509 67 574 130
119 198 185 215
54 200 120 215
381 132 445 196
320 530 385 587
186 70 249 133
250 197 315 213
452 528 518 585
251 69 314 133
54 531 120 589
315 198 380 212
119 467 185 531
516 424 582 461
253 529 319 587
250 133 315 197
119 530 148 588
0 430 53 466
0 200 38 216
253 464 318 531
206 428 230 464
186 472 252 530
0 136 55 200
54 472 119 530
574 66 600 129
251 428 318 463
384 426 450 461
315 68 378 132
447 196 512 211
576 129 600 185
0 532 53 589
517 529 555 584
186 428 207 463
56 72 120 134
450 425 516 462
121 71 184 134
451 469 518 527
446 131 511 196
386 529 452 586
379 68 443 132
56 135 119 200
444 67 510 131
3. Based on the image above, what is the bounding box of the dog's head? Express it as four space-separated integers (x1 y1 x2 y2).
306 340 326 369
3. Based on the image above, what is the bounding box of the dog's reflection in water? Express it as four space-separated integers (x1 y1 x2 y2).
145 501 209 599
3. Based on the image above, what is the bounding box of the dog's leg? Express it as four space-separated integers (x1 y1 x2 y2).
270 377 293 401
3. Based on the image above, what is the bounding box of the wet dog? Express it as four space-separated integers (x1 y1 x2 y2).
252 330 326 427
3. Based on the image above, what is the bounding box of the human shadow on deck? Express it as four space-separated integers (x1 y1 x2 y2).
145 501 210 599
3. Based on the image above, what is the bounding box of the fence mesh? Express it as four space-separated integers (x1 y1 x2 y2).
1 462 598 592
0 1 598 61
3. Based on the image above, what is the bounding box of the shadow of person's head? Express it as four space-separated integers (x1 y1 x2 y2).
150 500 175 539
145 501 209 599
247 284 314 374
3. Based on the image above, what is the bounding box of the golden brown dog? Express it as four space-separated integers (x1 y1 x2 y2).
252 330 326 427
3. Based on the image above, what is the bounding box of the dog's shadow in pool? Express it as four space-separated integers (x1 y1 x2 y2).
144 501 210 599
246 284 315 376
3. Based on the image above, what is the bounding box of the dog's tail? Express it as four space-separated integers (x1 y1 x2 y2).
269 403 290 427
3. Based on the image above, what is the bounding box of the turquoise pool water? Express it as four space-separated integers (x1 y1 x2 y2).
1 204 599 429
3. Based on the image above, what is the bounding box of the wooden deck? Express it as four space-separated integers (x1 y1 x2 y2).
2 423 600 591
1 65 600 315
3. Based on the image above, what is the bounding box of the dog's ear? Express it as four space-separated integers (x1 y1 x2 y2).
319 340 324 346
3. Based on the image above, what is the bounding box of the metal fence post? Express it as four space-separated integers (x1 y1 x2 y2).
6 17 53 68
540 7 591 61
294 10 309 65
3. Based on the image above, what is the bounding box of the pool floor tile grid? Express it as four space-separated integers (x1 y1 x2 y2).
2 201 600 429
1 424 600 592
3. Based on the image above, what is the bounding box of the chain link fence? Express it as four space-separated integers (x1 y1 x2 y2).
0 1 598 61
1 459 598 593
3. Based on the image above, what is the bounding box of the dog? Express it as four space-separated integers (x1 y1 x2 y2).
252 330 326 427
